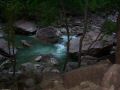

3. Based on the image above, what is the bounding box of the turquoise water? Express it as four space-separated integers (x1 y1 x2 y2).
15 35 67 65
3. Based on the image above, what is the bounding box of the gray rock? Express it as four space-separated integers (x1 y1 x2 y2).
34 64 44 73
48 58 59 66
66 62 79 71
69 29 115 59
15 20 37 34
36 27 60 43
34 56 42 62
40 55 59 66
21 63 34 73
51 68 60 73
21 63 44 77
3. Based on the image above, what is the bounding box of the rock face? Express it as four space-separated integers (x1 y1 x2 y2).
0 39 17 57
69 30 116 57
36 27 60 43
63 64 110 89
15 20 37 35
102 64 120 90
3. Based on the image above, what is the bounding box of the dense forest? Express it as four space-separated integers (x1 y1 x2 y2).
0 0 119 90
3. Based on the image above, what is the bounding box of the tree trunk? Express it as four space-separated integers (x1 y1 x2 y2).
59 0 70 71
63 19 70 71
116 12 120 64
78 0 88 66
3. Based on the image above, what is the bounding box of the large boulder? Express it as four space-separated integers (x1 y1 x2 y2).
14 20 37 35
0 39 17 57
36 27 60 43
69 30 115 57
102 64 120 90
69 30 103 53
63 64 110 89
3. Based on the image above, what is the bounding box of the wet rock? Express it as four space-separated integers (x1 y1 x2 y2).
102 64 120 90
36 27 60 43
21 40 32 47
15 20 37 35
34 56 42 62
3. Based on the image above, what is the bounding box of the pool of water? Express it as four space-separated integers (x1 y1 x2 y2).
15 35 67 65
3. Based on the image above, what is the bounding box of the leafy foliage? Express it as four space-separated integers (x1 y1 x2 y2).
0 0 120 25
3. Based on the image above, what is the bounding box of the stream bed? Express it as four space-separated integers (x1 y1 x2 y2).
15 35 68 66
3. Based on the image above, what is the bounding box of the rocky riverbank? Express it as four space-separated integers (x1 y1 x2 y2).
0 12 118 90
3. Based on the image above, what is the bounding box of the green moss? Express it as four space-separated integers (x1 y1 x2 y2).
102 20 117 35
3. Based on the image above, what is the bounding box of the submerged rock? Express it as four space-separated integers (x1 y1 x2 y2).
15 20 37 35
34 56 42 62
36 27 60 43
21 40 32 47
